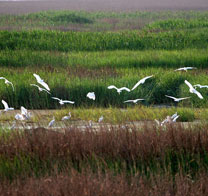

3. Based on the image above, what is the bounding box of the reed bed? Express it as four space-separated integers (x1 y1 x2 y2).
1 28 208 52
0 171 208 196
0 124 208 191
1 49 208 68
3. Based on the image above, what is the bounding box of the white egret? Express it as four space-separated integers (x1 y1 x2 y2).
172 115 180 122
185 80 203 99
98 116 104 123
14 106 31 121
1 100 14 112
33 74 50 91
194 84 208 89
175 67 197 72
61 112 71 121
131 75 153 91
52 97 75 105
30 84 51 94
48 116 55 127
124 99 145 104
0 77 14 91
15 113 25 121
86 92 95 100
107 85 130 94
165 95 190 102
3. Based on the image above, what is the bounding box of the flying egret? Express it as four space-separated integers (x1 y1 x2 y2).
185 80 203 99
175 67 197 72
15 113 25 121
131 75 153 91
30 84 51 94
107 85 130 94
165 95 190 102
48 116 55 128
0 77 14 91
172 115 180 122
1 100 14 112
98 116 104 123
156 112 179 126
52 97 75 105
62 112 71 121
33 74 50 91
14 106 31 121
194 84 208 89
21 106 31 120
124 99 145 104
86 92 95 100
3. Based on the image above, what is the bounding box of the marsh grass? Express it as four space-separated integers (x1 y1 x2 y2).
1 28 208 52
0 124 208 181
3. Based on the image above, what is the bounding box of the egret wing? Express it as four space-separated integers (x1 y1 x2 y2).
52 97 61 101
119 87 130 92
165 95 176 100
194 90 203 99
185 80 194 90
124 100 133 103
107 85 117 90
2 100 8 109
33 74 42 82
21 106 28 116
62 100 75 104
39 81 50 91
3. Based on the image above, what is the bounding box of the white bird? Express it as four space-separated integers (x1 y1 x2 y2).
156 112 179 126
165 95 190 102
131 75 153 91
107 85 130 94
61 112 71 121
171 112 178 120
194 84 208 89
21 106 31 120
175 67 197 72
0 77 14 91
172 115 180 122
86 92 95 100
98 116 104 123
15 113 25 121
48 116 55 127
52 97 75 105
30 84 51 94
1 100 14 112
14 106 31 121
33 74 50 91
185 80 203 99
124 99 145 104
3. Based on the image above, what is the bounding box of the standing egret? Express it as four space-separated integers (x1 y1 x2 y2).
98 116 104 123
33 74 50 91
107 85 130 94
48 116 55 127
185 80 203 99
0 77 14 91
131 75 153 91
52 97 75 105
61 112 71 121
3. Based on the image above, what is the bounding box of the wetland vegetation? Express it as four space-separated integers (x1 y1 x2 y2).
0 9 208 195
